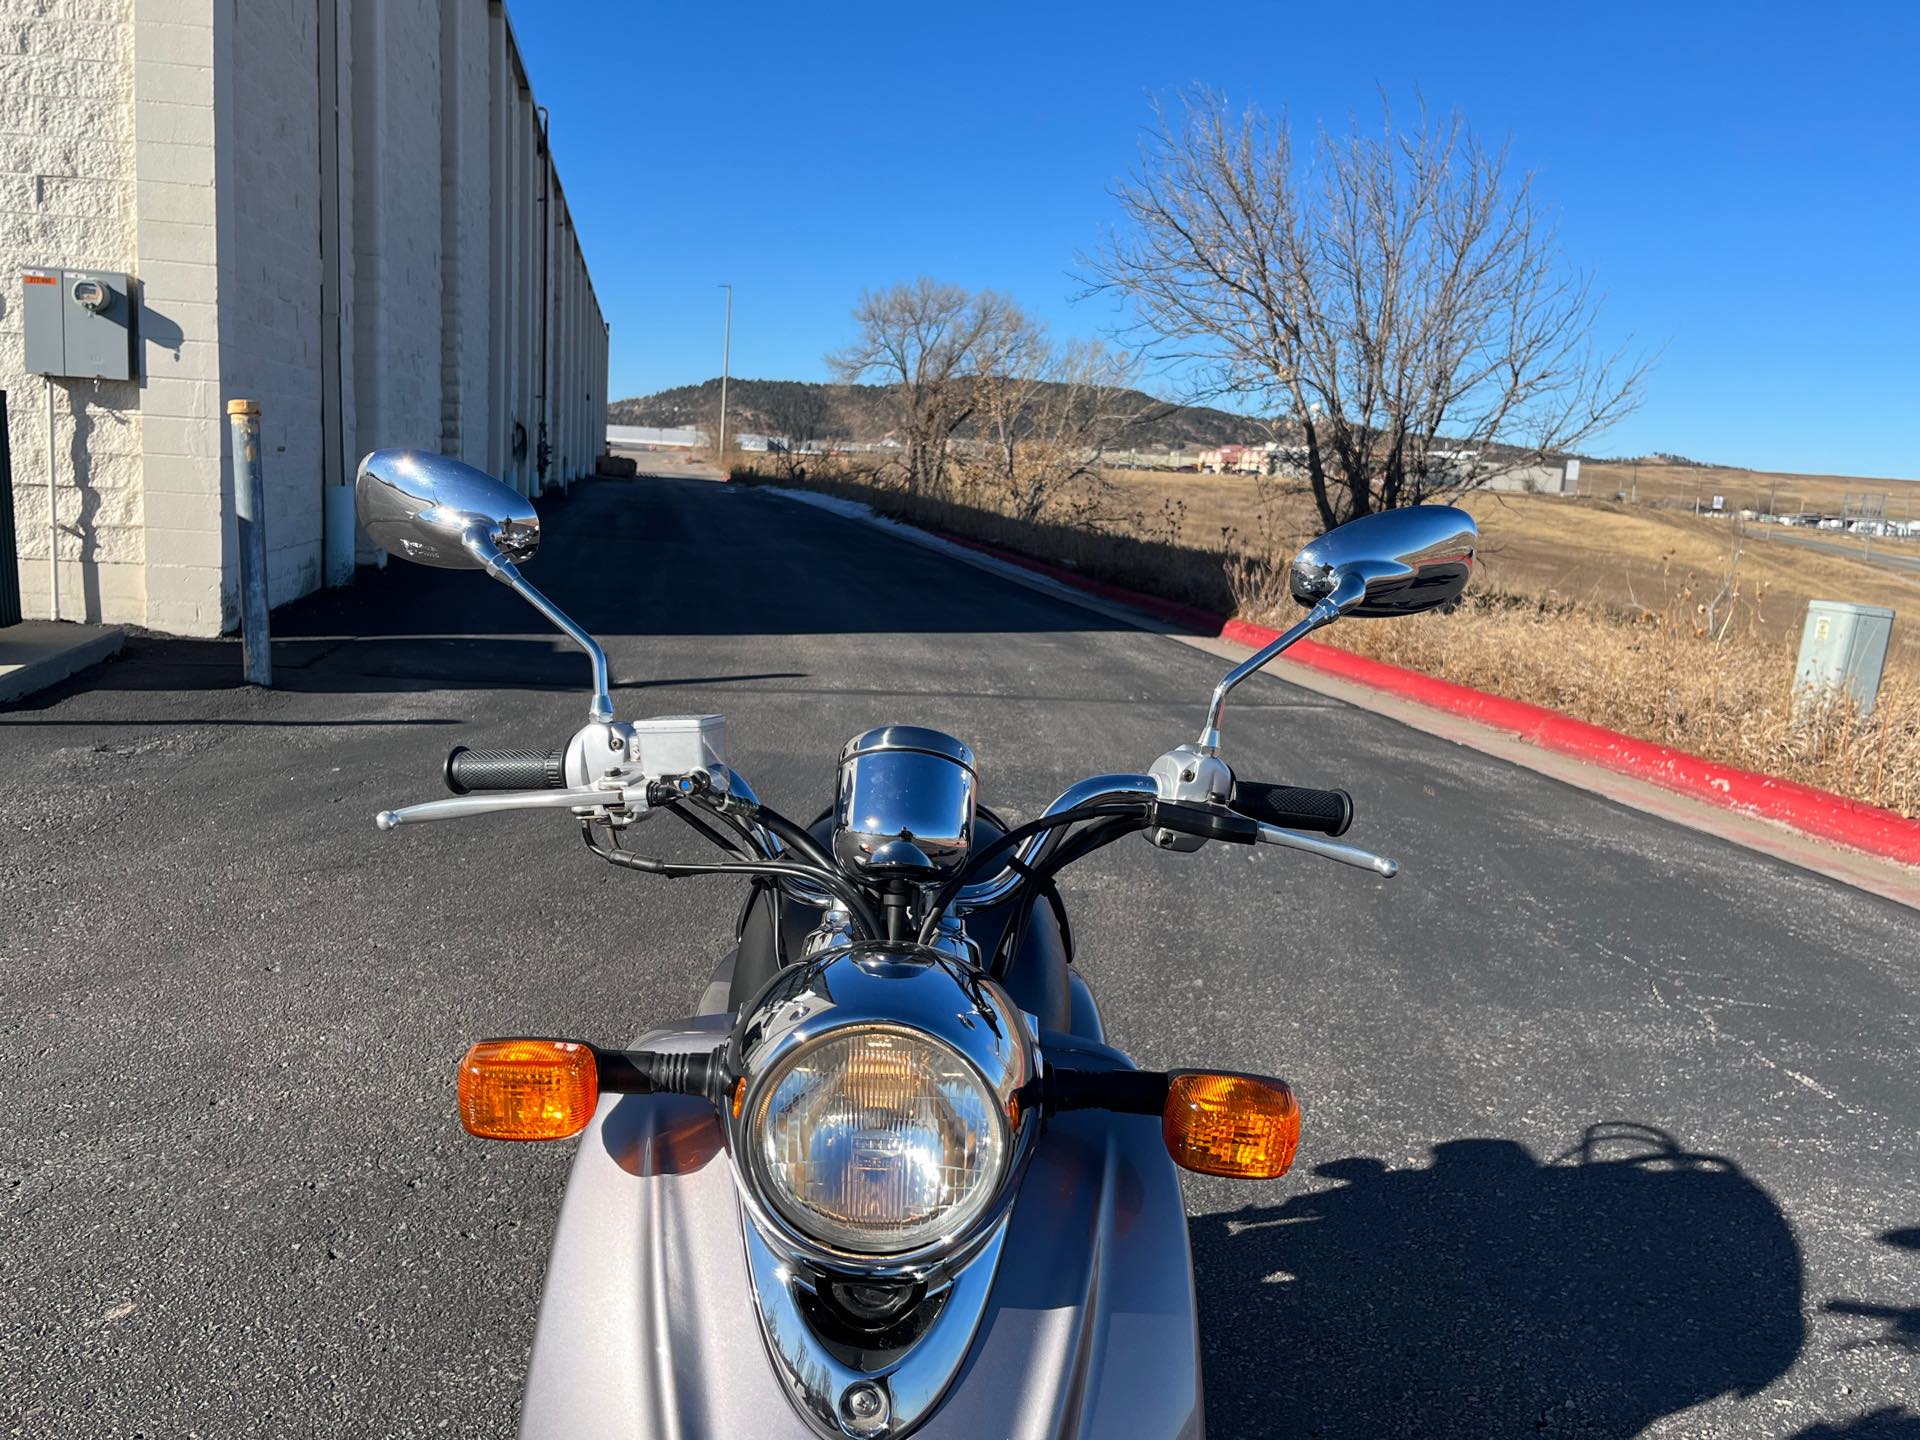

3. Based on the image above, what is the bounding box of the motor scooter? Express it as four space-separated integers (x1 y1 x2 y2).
356 449 1475 1438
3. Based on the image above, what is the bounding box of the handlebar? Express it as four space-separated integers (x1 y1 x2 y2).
384 752 1395 889
1229 780 1353 837
444 745 566 794
953 774 1159 913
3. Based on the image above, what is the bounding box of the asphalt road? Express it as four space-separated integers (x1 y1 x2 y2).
3 475 1917 1440
1749 526 1920 580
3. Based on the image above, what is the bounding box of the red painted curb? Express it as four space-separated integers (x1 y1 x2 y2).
933 527 1920 868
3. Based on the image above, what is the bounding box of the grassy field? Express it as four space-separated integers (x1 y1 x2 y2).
1094 469 1920 667
1574 460 1920 517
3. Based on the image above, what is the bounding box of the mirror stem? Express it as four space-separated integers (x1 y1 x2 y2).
465 531 615 723
1198 597 1341 754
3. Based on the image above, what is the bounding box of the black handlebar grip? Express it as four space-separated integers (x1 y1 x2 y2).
1229 780 1354 837
443 746 567 795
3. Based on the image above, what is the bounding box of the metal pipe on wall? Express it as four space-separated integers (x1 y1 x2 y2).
0 389 19 628
317 0 354 586
44 377 59 620
535 103 551 492
485 7 508 480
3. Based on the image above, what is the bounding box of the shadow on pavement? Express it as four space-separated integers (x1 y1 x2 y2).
1193 1122 1805 1439
274 477 1141 643
1824 1226 1920 1352
2 476 1132 713
1793 1412 1920 1439
1790 1227 1920 1438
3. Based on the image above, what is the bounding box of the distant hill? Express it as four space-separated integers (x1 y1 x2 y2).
608 378 1260 451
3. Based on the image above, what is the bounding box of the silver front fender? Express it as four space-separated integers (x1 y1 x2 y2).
518 1017 1203 1440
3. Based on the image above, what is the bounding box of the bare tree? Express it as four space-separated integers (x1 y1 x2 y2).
973 334 1146 522
1088 90 1649 529
827 278 1026 494
756 382 833 479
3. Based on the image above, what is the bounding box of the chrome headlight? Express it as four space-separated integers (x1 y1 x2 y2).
730 946 1035 1264
749 1025 1007 1254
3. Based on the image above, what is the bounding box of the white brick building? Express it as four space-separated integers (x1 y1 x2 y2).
0 0 608 636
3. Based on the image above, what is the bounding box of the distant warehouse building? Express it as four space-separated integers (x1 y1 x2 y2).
0 1 607 637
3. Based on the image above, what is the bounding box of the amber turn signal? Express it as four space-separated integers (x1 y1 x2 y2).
459 1039 599 1141
1162 1071 1301 1178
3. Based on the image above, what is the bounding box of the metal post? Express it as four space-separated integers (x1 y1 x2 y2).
0 389 19 628
227 399 273 686
318 0 354 587
535 105 552 492
716 282 732 464
45 376 59 621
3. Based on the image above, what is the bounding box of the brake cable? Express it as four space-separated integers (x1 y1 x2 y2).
988 813 1148 979
916 800 1150 946
754 802 839 874
579 822 885 940
664 803 756 860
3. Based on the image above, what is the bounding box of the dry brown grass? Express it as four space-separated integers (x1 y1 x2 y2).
1298 586 1920 818
1097 470 1920 668
731 458 1920 818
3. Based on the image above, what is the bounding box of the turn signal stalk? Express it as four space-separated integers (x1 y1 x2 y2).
1041 1064 1301 1178
457 1039 730 1141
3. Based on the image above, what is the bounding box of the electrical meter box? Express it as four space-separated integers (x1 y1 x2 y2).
22 267 135 381
1796 600 1894 717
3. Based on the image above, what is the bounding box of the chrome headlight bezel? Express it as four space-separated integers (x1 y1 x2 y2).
743 1023 1009 1256
724 945 1038 1278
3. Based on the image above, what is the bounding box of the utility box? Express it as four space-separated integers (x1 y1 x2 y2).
1795 600 1894 718
21 267 136 381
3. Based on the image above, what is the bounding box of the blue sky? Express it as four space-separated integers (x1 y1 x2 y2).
514 1 1918 480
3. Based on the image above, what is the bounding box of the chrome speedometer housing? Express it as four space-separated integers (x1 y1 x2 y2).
725 943 1038 1278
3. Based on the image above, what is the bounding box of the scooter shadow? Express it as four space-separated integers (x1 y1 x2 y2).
1190 1122 1807 1439
1794 1413 1920 1439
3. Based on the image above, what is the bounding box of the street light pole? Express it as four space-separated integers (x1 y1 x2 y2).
716 284 733 466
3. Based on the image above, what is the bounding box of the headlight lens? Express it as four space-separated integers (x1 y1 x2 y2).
750 1025 1008 1254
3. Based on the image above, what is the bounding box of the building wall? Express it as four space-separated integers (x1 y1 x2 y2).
227 0 323 608
135 0 234 636
0 0 144 625
0 0 608 637
349 0 442 463
439 0 491 470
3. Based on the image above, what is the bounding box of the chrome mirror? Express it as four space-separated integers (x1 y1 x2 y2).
1196 504 1475 753
355 449 540 570
354 450 612 722
1288 505 1477 617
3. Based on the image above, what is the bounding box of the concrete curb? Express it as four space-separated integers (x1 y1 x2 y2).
806 503 1920 870
0 621 126 706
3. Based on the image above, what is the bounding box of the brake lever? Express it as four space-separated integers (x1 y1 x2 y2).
374 784 643 831
1255 822 1399 877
